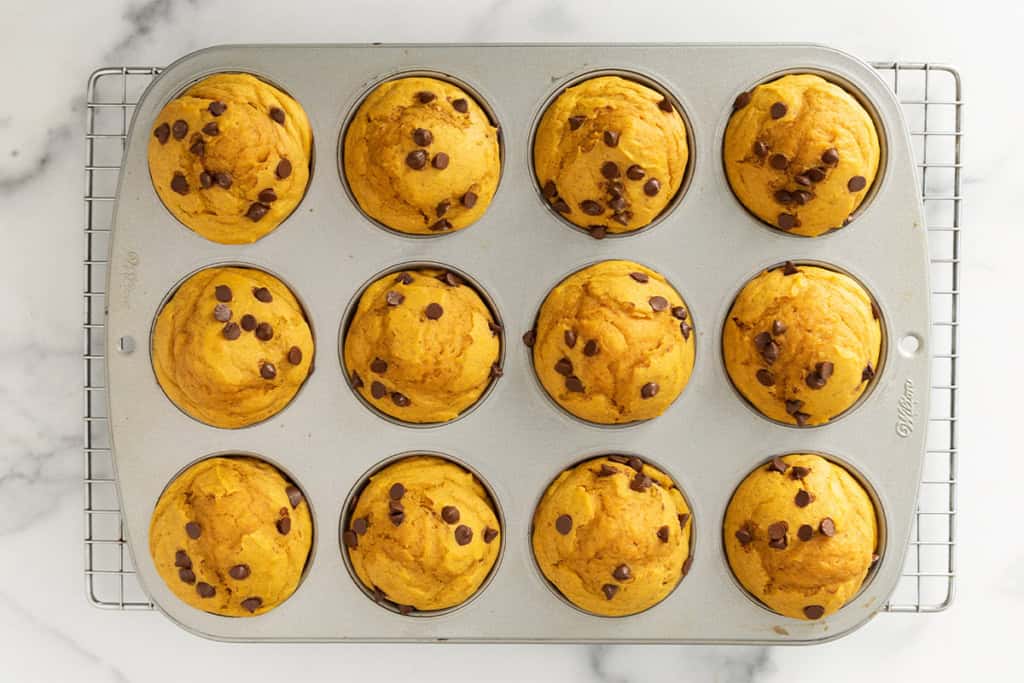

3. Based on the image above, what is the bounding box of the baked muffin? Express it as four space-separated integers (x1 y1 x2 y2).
148 73 312 244
343 456 501 612
532 456 692 617
149 457 312 617
533 75 689 237
152 266 314 428
343 77 500 234
343 268 500 423
725 73 881 237
723 263 881 426
530 260 695 424
724 454 878 620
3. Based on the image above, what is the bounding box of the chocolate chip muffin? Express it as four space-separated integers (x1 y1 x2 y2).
344 456 501 613
343 77 501 234
725 73 881 236
529 260 695 424
148 73 312 244
149 457 313 617
723 263 882 426
724 454 878 620
152 267 314 428
532 456 692 617
343 268 501 423
533 75 689 237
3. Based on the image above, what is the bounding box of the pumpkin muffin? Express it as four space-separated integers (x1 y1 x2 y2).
529 260 695 424
152 266 314 428
343 268 501 423
534 75 689 237
343 456 501 612
148 73 312 244
343 77 501 234
532 456 692 616
149 457 313 617
724 73 881 236
724 453 879 620
723 262 882 426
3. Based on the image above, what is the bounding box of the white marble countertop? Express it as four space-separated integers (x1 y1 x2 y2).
0 0 1017 680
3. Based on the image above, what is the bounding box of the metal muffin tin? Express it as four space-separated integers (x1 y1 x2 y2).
106 43 930 644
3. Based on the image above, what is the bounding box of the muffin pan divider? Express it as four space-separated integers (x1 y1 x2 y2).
103 44 931 643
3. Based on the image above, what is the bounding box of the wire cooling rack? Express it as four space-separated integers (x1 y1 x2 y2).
82 62 961 613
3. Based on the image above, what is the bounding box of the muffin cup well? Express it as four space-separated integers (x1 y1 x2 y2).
338 451 506 617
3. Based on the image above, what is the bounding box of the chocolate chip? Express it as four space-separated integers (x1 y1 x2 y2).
437 505 460 524
772 320 787 336
769 153 789 171
554 358 574 377
765 458 789 476
178 568 196 584
612 564 632 581
767 521 788 540
483 527 498 543
542 180 558 198
581 200 603 216
818 361 834 379
657 525 670 542
862 363 875 382
794 174 812 187
171 119 188 140
597 464 618 477
258 188 277 204
283 346 301 366
222 322 241 340
390 391 410 407
260 362 277 380
756 369 775 386
819 147 840 165
522 329 537 347
416 91 436 104
583 340 599 356
784 399 805 416
735 524 753 545
768 535 788 550
753 331 772 352
679 322 692 340
189 138 205 157
773 190 793 205
386 483 405 502
819 517 836 537
649 296 668 312
671 307 688 321
630 473 653 492
350 370 364 389
454 525 473 546
398 604 414 615
619 166 645 185
237 314 255 332
608 197 627 211
412 128 433 146
682 556 694 576
246 203 270 222
733 91 752 110
395 272 414 285
199 121 218 137
213 304 231 322
431 152 450 170
461 191 478 208
170 173 189 195
600 161 620 180
365 358 386 375
777 213 797 230
427 218 451 232
215 172 233 189
199 171 213 188
552 198 571 214
848 175 867 192
352 517 369 535
798 524 814 541
438 271 463 287
405 150 428 170
806 167 826 183
196 582 215 598
627 457 644 473
589 225 608 239
603 130 620 147
789 466 809 481
425 303 444 320
795 489 814 508
770 102 787 119
555 514 573 535
253 286 273 303
794 190 814 205
564 329 577 348
782 261 799 276
762 340 779 364
276 158 292 179
269 107 285 124
208 101 226 116
793 411 810 427
640 382 659 399
174 550 192 569
452 98 468 113
154 122 170 144
679 513 690 529
286 485 303 508
643 178 661 196
389 500 405 526
753 140 769 157
229 564 251 580
806 372 826 390
565 375 584 393
568 115 586 131
803 605 825 620
602 584 619 600
386 290 405 306
255 322 274 341
275 516 291 535
240 597 263 613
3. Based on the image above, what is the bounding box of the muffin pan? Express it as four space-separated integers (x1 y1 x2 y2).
105 44 929 644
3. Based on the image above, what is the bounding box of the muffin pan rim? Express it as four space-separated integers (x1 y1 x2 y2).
106 43 929 644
